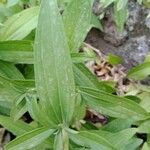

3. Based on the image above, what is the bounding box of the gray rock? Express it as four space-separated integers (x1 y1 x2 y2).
89 0 150 84
115 36 149 69
126 1 141 32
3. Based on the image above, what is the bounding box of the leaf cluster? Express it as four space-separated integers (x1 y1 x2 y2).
0 0 150 150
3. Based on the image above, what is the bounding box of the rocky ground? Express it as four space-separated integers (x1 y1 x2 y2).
86 0 150 70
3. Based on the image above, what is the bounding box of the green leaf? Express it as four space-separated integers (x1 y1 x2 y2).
25 94 55 126
0 75 34 93
0 60 24 79
25 94 39 121
144 53 150 62
9 79 35 91
90 13 103 31
34 0 76 125
102 118 134 132
63 0 93 52
74 63 114 93
79 87 149 120
0 7 39 41
128 62 150 80
0 76 24 102
142 142 150 150
138 92 150 112
0 40 33 64
70 129 139 150
5 127 55 150
0 100 11 115
0 115 33 136
94 128 137 149
143 0 150 8
101 0 115 8
11 98 27 121
6 0 20 7
117 0 128 11
54 130 69 150
71 52 95 63
114 2 128 31
0 75 35 119
73 147 90 150
107 54 123 65
54 131 63 150
57 0 71 5
137 0 143 4
138 119 150 133
24 65 34 79
69 131 118 150
124 138 143 150
0 40 95 64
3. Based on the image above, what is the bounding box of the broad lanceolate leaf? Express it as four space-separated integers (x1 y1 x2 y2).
0 60 24 79
128 62 150 80
34 0 76 125
5 127 55 150
124 138 143 150
63 0 93 52
0 40 94 64
0 75 34 93
79 87 150 121
0 40 33 64
138 120 150 133
93 128 137 150
0 115 33 136
102 118 134 132
69 131 118 150
0 62 113 94
0 7 39 41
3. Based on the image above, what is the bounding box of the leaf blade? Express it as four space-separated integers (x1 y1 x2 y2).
63 0 93 52
69 131 118 150
79 87 149 120
0 115 33 136
5 127 55 150
0 40 33 64
0 7 39 41
128 62 150 80
34 0 76 125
